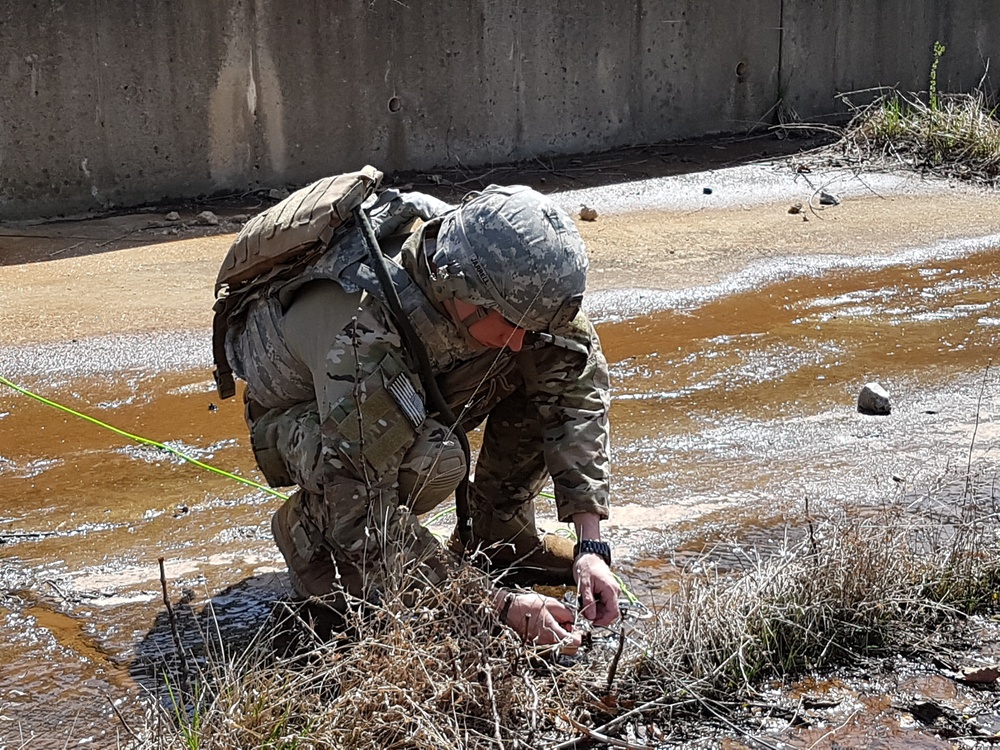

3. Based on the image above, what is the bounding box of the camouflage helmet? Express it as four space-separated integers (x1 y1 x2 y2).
430 185 588 332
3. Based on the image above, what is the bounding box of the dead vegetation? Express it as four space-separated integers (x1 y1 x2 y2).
797 44 1000 186
127 468 1000 749
824 88 1000 185
132 566 598 749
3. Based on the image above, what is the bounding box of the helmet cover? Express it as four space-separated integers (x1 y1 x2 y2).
432 185 587 332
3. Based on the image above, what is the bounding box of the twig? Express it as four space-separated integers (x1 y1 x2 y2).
483 661 504 747
158 557 191 690
95 230 138 248
524 670 540 744
106 695 140 742
606 627 626 693
559 713 654 749
568 697 699 745
848 165 887 199
805 496 818 557
45 579 72 602
695 695 784 750
453 168 502 187
966 358 993 493
805 709 860 749
61 710 82 750
0 530 63 541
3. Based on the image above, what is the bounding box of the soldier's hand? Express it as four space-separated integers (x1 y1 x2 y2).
573 554 621 626
498 592 582 653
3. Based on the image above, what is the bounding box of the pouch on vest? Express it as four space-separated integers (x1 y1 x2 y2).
323 351 426 478
246 398 297 488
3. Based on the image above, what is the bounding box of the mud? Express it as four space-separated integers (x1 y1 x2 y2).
2 162 999 747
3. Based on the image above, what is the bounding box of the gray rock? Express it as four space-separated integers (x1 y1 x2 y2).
194 210 219 226
819 191 841 206
268 188 290 200
164 211 180 221
858 382 891 415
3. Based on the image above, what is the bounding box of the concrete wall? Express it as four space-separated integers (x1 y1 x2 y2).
781 0 999 121
0 1 996 221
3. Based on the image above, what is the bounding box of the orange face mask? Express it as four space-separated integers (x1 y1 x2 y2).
443 297 526 352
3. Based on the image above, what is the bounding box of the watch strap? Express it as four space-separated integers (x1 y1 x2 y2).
573 538 611 567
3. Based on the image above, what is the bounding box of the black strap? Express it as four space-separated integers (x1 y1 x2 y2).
352 206 474 550
212 295 237 400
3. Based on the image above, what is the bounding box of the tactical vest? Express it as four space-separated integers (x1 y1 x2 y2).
213 167 474 398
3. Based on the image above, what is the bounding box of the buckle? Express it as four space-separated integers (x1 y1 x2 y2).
550 293 583 332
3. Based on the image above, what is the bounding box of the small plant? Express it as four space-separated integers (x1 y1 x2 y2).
832 87 1000 182
929 40 947 111
794 41 1000 184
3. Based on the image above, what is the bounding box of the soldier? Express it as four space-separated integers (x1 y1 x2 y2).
224 182 619 649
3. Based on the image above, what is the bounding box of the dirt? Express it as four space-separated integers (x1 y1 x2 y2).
1 171 996 347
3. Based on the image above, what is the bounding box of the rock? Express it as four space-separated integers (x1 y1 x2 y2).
819 191 841 206
194 210 219 226
788 202 803 214
268 188 290 200
164 211 180 221
858 382 891 415
579 205 598 222
703 187 713 195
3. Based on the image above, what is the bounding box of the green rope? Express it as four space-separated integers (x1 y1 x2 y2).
0 374 288 501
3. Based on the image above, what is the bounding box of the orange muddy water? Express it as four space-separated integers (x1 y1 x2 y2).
2 246 999 747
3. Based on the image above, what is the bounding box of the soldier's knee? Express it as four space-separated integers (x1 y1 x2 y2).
398 418 467 515
249 402 325 491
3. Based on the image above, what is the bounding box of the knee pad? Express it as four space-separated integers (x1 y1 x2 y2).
248 401 325 492
398 418 467 515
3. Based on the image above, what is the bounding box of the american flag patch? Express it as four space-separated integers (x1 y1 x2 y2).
387 373 426 429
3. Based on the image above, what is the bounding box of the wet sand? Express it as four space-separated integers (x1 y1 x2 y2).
1 163 997 347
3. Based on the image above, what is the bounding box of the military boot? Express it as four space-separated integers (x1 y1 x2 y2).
450 519 576 586
271 492 344 601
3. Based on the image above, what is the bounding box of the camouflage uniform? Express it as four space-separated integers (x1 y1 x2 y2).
225 188 611 600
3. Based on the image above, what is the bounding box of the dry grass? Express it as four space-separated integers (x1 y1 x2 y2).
820 88 1000 185
132 566 601 749
127 472 1000 749
632 512 922 699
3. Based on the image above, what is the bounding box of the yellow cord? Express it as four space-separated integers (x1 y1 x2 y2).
0 374 289 501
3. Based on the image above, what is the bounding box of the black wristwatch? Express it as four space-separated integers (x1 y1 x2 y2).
573 539 612 568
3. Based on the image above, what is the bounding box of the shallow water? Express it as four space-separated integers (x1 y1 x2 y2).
1 246 998 746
